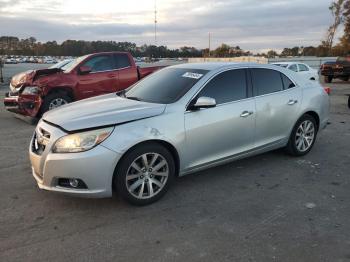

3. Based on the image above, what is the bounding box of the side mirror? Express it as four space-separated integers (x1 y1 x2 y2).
191 96 216 110
79 66 92 75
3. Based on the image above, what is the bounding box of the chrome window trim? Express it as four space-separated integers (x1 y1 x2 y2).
252 85 299 99
88 66 131 74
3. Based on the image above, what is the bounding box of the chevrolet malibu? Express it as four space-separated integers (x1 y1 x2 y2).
30 63 330 205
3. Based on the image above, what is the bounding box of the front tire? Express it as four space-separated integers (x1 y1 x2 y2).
114 143 175 206
286 115 318 156
40 92 72 115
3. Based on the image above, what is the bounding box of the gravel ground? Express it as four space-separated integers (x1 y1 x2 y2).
0 68 349 262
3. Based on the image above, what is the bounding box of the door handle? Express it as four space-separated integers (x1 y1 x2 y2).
240 111 253 118
287 99 298 105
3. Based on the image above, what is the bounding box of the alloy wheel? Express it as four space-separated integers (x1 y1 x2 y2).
125 153 169 199
48 98 68 110
295 120 315 152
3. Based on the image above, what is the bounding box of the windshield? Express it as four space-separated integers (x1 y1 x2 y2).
60 55 89 72
49 59 72 69
125 68 209 104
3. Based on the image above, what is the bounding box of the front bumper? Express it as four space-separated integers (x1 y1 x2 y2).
4 92 42 117
29 120 121 198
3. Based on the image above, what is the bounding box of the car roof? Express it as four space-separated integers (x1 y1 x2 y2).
171 62 281 71
272 62 301 65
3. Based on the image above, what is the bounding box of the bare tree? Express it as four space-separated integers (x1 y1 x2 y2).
324 0 346 55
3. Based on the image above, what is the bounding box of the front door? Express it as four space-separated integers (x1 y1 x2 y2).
77 54 118 99
184 69 256 170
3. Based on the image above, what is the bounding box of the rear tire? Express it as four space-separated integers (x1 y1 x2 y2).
324 76 333 83
286 115 318 156
114 143 175 206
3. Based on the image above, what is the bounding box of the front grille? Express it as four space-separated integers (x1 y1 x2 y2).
8 90 19 97
32 128 51 156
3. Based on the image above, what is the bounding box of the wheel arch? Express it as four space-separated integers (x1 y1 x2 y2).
303 111 320 130
288 110 320 140
44 86 75 101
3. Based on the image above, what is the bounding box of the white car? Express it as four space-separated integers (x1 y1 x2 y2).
273 62 319 81
29 63 330 205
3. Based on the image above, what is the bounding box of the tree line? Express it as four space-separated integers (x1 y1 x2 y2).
0 0 349 58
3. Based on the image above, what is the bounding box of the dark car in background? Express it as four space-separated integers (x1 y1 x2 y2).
320 57 350 83
4 52 165 118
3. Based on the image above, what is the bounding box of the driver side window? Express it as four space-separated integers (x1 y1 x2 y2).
197 69 247 104
82 55 116 73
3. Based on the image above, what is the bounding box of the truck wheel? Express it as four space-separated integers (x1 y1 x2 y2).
324 76 333 83
41 92 72 115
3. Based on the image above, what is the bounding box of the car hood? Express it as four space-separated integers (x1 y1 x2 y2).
10 68 62 90
10 70 36 90
43 93 166 132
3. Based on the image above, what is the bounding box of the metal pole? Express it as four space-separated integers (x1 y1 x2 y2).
208 32 211 57
154 0 157 46
0 59 4 83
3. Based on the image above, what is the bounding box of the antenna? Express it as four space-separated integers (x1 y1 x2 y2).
154 0 157 46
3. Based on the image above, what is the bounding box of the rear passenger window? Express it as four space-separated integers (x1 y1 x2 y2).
198 69 247 104
288 64 298 72
281 73 296 89
114 54 131 69
298 64 309 72
251 68 284 96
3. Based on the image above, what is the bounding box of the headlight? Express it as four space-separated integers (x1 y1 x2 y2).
52 127 114 153
22 86 39 95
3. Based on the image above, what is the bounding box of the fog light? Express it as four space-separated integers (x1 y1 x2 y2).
58 178 88 189
69 179 79 188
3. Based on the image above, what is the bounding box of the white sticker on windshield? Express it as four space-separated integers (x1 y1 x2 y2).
182 72 203 79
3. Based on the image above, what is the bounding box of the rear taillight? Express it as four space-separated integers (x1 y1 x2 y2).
324 86 331 95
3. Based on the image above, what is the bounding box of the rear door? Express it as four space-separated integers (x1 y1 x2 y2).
113 53 138 91
184 69 256 170
251 68 302 148
76 54 118 99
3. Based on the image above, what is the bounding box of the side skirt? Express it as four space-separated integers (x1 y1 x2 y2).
179 140 286 176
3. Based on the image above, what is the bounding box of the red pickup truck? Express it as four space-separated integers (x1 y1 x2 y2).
4 52 164 117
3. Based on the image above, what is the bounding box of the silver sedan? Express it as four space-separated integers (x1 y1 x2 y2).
29 63 330 205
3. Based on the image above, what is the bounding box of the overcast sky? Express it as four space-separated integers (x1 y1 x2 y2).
0 0 341 52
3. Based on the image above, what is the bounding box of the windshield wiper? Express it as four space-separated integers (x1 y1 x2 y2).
126 96 142 101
